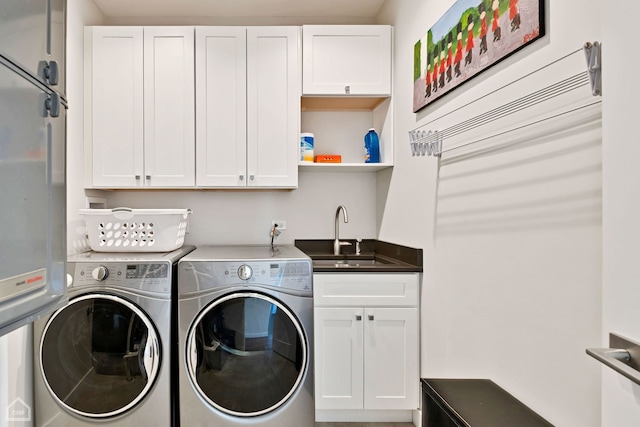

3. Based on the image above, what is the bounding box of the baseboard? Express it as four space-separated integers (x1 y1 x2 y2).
412 408 422 427
316 409 414 423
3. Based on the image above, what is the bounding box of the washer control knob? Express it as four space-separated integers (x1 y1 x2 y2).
92 265 109 281
237 264 253 281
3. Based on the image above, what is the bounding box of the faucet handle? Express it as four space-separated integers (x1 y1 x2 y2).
334 239 351 255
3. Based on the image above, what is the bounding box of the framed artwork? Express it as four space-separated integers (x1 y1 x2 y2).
413 0 545 113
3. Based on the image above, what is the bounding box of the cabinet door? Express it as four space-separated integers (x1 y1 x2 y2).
302 25 391 96
144 27 195 187
195 27 247 187
364 307 419 410
246 27 300 188
87 26 144 188
314 307 364 410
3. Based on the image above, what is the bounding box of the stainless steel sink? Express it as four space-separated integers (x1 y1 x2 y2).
312 258 393 268
296 239 423 273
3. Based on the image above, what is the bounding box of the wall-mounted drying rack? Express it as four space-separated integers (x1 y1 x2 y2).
409 41 602 158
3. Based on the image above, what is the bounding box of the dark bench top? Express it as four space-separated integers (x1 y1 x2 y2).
422 378 554 427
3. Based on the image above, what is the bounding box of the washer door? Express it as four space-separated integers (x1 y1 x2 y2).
40 294 160 418
186 292 307 417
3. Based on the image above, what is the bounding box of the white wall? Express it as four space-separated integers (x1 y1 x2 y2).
104 172 378 246
601 1 640 425
378 1 602 426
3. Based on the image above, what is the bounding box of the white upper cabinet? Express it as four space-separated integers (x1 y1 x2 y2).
85 26 195 188
85 26 143 188
143 27 195 187
302 25 392 96
300 25 393 172
196 26 300 188
246 27 300 188
195 27 247 187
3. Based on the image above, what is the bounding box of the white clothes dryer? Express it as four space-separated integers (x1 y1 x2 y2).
177 245 314 427
33 246 195 426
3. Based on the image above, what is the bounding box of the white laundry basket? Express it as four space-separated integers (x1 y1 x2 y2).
79 208 191 252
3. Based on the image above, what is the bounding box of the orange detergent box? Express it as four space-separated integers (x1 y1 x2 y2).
314 154 342 163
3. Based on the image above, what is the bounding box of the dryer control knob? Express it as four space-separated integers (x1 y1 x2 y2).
237 264 253 280
92 265 109 281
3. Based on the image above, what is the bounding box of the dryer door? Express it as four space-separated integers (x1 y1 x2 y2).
186 292 308 417
39 293 160 418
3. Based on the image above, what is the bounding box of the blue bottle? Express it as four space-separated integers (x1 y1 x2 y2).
364 128 380 163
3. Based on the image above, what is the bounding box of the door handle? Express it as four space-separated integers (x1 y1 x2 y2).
355 315 362 321
44 60 59 85
142 334 159 382
45 92 60 118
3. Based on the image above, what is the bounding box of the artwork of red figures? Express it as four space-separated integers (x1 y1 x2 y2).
413 0 544 113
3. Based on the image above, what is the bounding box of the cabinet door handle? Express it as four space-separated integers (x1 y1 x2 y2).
356 315 362 321
368 315 375 321
135 175 141 180
345 85 350 94
146 175 151 180
239 175 244 181
249 175 255 181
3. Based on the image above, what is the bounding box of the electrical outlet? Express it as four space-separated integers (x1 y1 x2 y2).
272 220 286 230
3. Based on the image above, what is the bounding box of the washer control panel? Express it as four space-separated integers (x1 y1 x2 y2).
69 261 172 294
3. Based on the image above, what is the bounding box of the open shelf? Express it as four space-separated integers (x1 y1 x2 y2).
301 96 389 111
299 162 392 172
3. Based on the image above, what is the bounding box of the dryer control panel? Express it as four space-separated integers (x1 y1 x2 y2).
180 260 312 295
220 260 311 291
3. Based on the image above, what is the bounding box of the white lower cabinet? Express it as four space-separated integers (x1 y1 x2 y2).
313 274 420 418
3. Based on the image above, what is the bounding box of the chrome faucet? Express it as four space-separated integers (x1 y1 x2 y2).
334 205 352 255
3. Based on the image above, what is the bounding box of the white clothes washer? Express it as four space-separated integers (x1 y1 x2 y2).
177 245 313 427
33 246 195 426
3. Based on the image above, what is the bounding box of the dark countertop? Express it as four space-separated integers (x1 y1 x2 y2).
295 239 423 273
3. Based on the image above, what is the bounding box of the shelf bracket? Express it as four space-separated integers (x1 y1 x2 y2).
583 41 602 96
